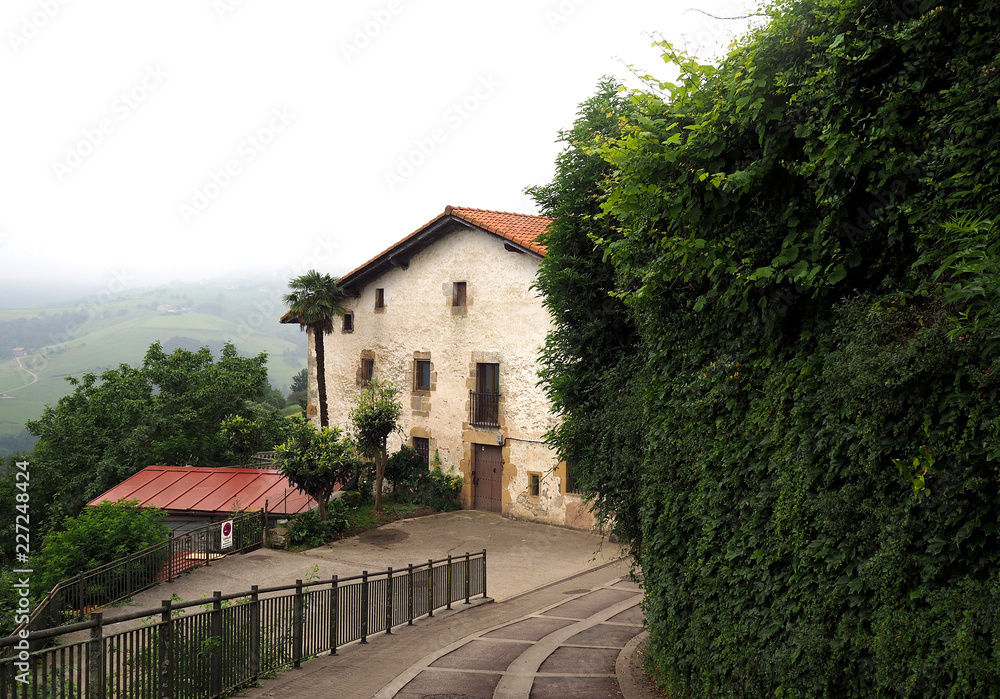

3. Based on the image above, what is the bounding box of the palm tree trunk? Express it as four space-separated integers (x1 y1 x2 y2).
313 324 330 427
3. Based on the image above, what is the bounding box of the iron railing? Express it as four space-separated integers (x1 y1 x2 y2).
469 391 500 428
0 551 487 699
22 511 265 634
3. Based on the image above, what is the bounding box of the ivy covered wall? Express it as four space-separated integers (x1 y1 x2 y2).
532 0 1000 694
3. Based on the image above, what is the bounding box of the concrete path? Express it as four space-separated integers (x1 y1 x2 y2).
60 510 661 697
238 561 660 699
376 572 647 699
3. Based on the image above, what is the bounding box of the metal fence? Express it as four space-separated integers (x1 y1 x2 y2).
23 511 266 633
468 390 500 428
0 551 487 699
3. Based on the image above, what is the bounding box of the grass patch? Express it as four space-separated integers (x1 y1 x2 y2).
344 501 424 533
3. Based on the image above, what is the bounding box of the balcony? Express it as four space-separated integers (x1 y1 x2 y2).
469 390 500 428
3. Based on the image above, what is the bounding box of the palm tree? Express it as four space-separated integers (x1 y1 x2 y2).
282 271 345 428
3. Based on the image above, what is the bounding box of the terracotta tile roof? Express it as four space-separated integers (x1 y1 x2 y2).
446 206 551 256
89 465 318 516
336 205 552 292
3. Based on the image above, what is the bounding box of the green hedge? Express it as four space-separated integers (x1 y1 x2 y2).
532 0 1000 694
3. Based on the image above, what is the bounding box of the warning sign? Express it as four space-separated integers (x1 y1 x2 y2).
221 520 233 549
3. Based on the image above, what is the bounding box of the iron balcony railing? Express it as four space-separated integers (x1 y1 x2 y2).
469 391 500 428
19 510 265 635
0 551 487 699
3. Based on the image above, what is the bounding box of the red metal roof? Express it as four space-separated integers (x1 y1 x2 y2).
89 466 317 516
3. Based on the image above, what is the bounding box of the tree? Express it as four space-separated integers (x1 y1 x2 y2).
282 271 345 428
274 419 357 521
349 380 402 512
25 341 273 518
288 368 308 412
221 405 292 466
527 78 644 546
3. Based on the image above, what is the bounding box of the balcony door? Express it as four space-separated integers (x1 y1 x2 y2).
471 363 499 427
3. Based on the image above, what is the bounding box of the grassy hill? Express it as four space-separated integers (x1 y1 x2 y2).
0 279 307 455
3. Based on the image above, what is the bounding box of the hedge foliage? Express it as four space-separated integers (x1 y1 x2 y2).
532 0 1000 695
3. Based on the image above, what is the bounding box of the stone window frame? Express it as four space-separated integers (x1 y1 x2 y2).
528 472 542 499
342 312 355 333
357 350 375 386
374 288 385 313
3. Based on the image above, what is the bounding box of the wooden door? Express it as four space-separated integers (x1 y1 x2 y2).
473 444 502 513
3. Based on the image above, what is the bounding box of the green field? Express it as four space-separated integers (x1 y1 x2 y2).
0 280 307 454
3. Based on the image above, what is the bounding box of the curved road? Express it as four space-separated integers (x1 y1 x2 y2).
2 355 39 395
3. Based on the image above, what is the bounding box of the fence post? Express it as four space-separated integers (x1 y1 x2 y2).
205 527 212 567
124 552 131 597
167 532 174 583
87 612 104 699
385 567 393 635
250 585 260 681
329 576 339 655
465 551 471 604
159 599 173 699
427 559 434 618
360 571 369 644
482 549 488 598
407 563 414 625
446 555 453 610
293 580 304 668
208 591 223 696
76 573 84 617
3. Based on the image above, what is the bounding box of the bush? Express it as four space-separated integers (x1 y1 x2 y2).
385 446 426 493
287 499 350 548
34 500 169 596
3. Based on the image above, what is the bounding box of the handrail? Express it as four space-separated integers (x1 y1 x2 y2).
0 550 489 699
16 509 265 635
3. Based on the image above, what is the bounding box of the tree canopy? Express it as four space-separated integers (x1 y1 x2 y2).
275 419 357 522
350 379 402 512
532 0 1000 694
25 341 278 519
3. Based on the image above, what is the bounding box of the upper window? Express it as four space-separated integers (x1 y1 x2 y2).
361 358 374 384
415 360 431 391
342 312 354 332
375 288 385 309
452 281 467 307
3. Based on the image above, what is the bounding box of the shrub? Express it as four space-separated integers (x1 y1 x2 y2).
287 499 350 548
34 500 169 596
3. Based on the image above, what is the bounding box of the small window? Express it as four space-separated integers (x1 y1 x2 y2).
412 437 430 468
415 360 431 390
375 288 385 309
452 281 467 307
565 462 584 495
342 312 354 332
361 358 374 384
529 473 541 498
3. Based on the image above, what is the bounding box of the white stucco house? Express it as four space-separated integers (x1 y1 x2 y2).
287 205 596 530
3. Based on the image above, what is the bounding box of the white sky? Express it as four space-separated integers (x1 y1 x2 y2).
0 0 758 293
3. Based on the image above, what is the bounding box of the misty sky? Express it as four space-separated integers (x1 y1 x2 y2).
1 0 758 294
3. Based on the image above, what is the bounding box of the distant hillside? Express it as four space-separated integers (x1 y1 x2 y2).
0 279 307 456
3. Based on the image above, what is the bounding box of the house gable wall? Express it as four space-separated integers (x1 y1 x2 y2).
314 224 595 529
